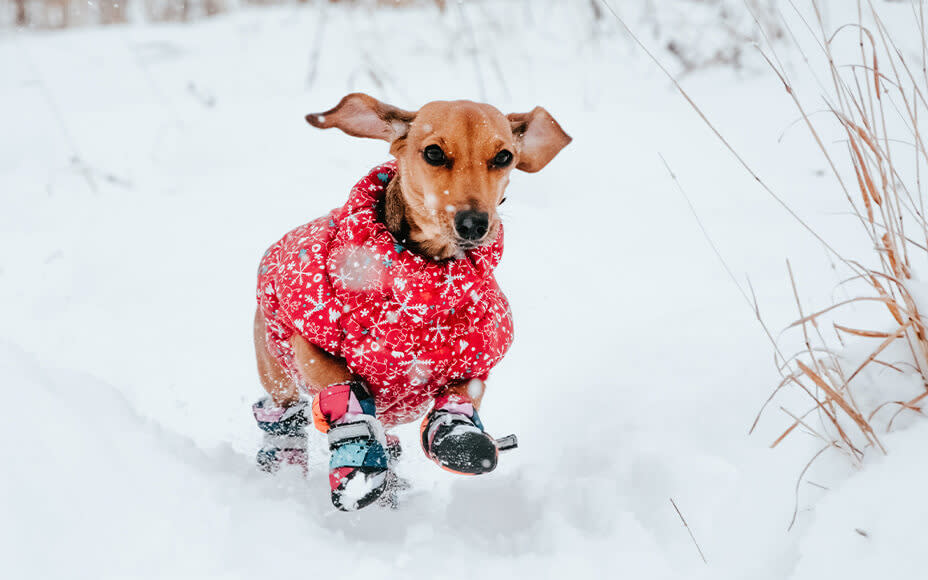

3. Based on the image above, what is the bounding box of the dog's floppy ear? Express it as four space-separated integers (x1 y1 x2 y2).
507 107 572 173
306 93 416 142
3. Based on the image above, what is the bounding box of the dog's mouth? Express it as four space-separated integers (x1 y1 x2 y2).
453 222 499 253
456 239 481 251
404 214 499 261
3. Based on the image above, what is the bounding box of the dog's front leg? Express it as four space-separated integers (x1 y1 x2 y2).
439 378 487 410
420 378 500 475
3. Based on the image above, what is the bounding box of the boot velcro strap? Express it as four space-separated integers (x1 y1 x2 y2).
327 421 376 449
254 398 309 435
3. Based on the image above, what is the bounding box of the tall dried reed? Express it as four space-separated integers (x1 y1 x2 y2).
748 1 928 467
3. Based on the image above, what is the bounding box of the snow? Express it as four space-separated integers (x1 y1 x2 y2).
338 468 388 512
789 421 928 580
1 1 925 578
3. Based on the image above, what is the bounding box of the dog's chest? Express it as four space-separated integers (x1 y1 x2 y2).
276 211 513 386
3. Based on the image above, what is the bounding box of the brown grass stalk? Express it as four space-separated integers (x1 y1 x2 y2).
751 0 928 465
599 0 928 479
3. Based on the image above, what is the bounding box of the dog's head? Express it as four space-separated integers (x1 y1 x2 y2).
306 93 571 259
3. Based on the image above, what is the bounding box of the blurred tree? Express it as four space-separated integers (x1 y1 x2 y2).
205 0 223 17
46 0 70 28
145 0 187 22
15 0 27 26
100 0 128 24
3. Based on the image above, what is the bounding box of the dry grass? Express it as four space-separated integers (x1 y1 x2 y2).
596 0 928 528
602 0 928 468
744 0 928 466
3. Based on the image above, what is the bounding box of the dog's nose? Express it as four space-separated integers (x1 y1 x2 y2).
454 210 489 242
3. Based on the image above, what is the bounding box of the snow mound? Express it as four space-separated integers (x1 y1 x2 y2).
790 422 928 579
0 342 677 578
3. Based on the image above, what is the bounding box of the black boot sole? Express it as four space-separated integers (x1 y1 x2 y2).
429 430 499 475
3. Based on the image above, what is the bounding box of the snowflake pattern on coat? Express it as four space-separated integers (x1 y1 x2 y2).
257 162 513 428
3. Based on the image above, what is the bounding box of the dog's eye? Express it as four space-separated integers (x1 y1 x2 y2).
423 145 447 166
492 149 513 168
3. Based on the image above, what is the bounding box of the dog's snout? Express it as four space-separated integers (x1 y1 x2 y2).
454 210 490 242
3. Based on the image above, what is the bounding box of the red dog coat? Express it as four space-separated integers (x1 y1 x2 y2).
257 162 513 427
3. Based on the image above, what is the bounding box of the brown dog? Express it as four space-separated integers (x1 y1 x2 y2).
254 94 570 414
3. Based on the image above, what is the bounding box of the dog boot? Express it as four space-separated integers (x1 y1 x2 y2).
312 381 389 511
253 397 309 474
420 392 498 475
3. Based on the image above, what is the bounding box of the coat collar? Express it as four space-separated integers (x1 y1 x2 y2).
329 162 505 319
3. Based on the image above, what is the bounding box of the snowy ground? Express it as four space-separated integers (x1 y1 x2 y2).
1 2 925 578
